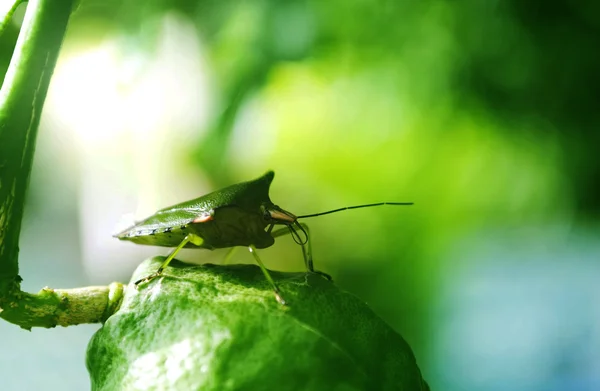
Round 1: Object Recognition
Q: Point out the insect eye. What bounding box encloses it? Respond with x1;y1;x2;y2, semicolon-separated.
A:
261;206;271;221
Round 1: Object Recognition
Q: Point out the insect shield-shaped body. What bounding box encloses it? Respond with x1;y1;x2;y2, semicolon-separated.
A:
116;171;413;305
116;171;289;250
115;171;303;304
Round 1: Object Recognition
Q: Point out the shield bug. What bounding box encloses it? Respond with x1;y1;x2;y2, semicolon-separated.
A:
115;171;413;304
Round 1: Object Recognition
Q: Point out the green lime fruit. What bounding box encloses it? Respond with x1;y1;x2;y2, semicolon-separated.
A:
87;257;429;391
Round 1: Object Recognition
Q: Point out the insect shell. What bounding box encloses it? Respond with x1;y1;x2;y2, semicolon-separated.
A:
114;171;298;251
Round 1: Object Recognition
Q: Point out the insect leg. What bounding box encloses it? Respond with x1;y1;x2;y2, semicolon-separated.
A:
271;223;332;281
221;246;238;265
134;233;204;286
248;245;286;305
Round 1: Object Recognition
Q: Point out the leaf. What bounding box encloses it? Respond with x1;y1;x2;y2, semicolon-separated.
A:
87;257;429;391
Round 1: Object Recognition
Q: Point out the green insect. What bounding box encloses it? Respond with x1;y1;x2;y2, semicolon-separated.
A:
115;171;413;304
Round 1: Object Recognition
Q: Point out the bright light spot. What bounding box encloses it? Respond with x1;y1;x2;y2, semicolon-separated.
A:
50;42;129;143
50;12;212;146
126;330;231;388
147;279;165;302
128;351;162;390
164;339;194;384
127;340;195;388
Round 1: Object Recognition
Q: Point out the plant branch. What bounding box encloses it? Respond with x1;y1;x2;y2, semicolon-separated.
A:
0;0;24;37
0;282;124;330
0;0;75;295
0;0;114;329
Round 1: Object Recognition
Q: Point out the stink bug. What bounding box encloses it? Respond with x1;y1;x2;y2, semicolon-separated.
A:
115;171;413;304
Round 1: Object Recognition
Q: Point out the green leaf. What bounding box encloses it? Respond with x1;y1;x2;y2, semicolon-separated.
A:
87;257;429;391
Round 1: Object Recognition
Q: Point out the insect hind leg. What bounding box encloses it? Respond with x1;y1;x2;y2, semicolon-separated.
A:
221;246;238;265
134;233;204;287
271;223;332;281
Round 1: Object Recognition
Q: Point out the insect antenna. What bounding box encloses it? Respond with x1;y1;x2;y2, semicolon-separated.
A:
296;202;414;219
288;221;308;245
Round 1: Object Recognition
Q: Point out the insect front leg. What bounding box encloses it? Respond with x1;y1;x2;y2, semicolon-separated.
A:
248;245;286;305
134;233;204;287
271;223;332;281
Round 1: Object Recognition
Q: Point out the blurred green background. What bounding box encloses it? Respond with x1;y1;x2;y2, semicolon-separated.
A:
1;0;599;390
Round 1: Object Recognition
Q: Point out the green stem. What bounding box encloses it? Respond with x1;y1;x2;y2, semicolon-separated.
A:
0;0;75;294
0;283;125;330
0;0;118;329
0;0;24;37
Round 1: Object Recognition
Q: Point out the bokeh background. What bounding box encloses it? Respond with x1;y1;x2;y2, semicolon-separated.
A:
1;0;599;390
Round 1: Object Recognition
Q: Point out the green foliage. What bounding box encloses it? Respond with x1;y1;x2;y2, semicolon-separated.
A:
87;257;429;391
